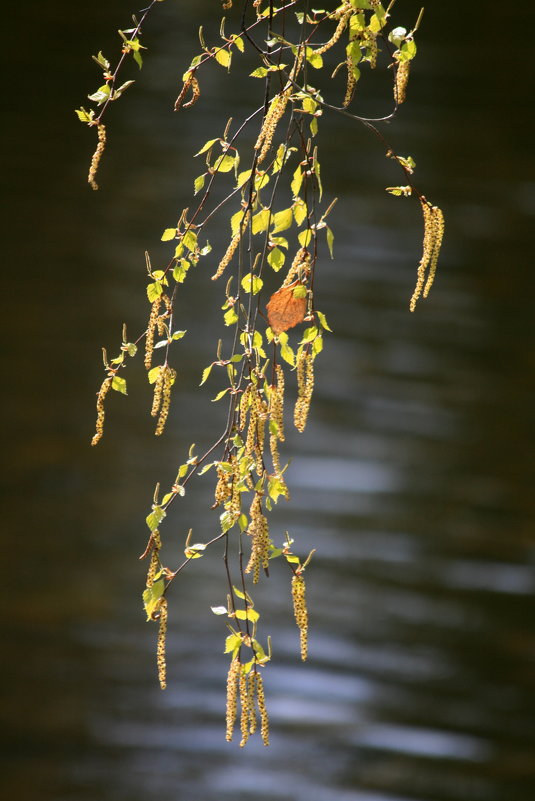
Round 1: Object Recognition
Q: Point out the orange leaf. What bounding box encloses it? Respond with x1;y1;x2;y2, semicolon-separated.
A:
266;281;307;334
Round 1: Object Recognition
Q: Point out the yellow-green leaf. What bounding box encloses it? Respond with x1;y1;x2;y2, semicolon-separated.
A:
111;375;127;394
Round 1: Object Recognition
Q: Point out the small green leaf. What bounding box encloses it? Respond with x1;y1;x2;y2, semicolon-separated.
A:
235;608;260;622
271;207;293;234
233;35;244;53
126;342;137;357
172;330;187;340
146;505;166;532
224;307;238;326
280;341;295;366
194;173;206;195
326;226;335;258
241;273;263;295
214;48;231;68
142;577;165;621
200;364;213;385
147;282;163;302
212;388;230;402
213;154;235;173
111;375;127;394
291;165;303;197
185;542;206;559
148;366;162;384
292;284;307;299
267;247;285;272
195;138;219;156
252;208;270;235
250;66;268;78
161;228;176;241
316;310;332;331
74;107;94;123
298;229;313;247
224;633;242;654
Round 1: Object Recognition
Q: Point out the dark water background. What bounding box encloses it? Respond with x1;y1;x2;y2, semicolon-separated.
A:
2;2;534;800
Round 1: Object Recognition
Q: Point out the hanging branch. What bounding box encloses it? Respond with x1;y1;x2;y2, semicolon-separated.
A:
78;0;444;745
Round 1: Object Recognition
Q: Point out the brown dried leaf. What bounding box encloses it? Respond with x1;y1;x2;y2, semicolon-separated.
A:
266;281;307;334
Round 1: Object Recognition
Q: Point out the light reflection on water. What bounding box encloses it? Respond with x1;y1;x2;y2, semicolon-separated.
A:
3;1;535;800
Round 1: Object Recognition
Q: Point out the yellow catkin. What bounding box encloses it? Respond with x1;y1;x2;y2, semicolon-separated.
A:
365;31;378;69
214;463;232;506
145;297;162;370
212;211;250;280
269;434;281;476
88;123;106;190
343;57;357;108
410;199;444;312
239;671;251;747
248;673;257;735
255;88;292;165
150;366;165;417
254;395;268;476
315;5;353;55
281;248;310;288
269;364;285;441
245;493;270;583
174;73;200;112
394;59;410;104
91;376;113;446
229;456;242;521
423;205;444;298
244;390;258;462
239;383;251;432
254;672;270;746
157;597;168;689
291;573;309;661
225;657;240;741
155;367;176;436
294;350;314;433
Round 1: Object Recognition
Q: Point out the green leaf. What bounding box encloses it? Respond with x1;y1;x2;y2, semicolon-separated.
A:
236;169;252;189
147;282;163;302
271;207;293;234
385;185;412;197
185;542;206;559
267;247;285;272
111;375;127;394
161;227;176;241
172;330;187;340
200;364;213;385
300;326;319;344
126;342;137;357
291;165;303;197
74;107;94;123
235;608;260;622
146;505;166;532
238;513;248;532
213;154;235;173
148;366;162;384
298;229;313;247
194;174;206;195
292;284;307;299
326;226;335;258
224;633;242;654
195;138;219;156
250;66;269;78
224;307;238;326
241;273;263;295
142;577;165;620
306;47;323;69
183;230;198;252
316;310;332;331
212;388;230;402
215;48;231;68
313;335;324;355
252;208;270;235
233;35;244;52
293;199;307;226
87;84;111;104
280;341;295;366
